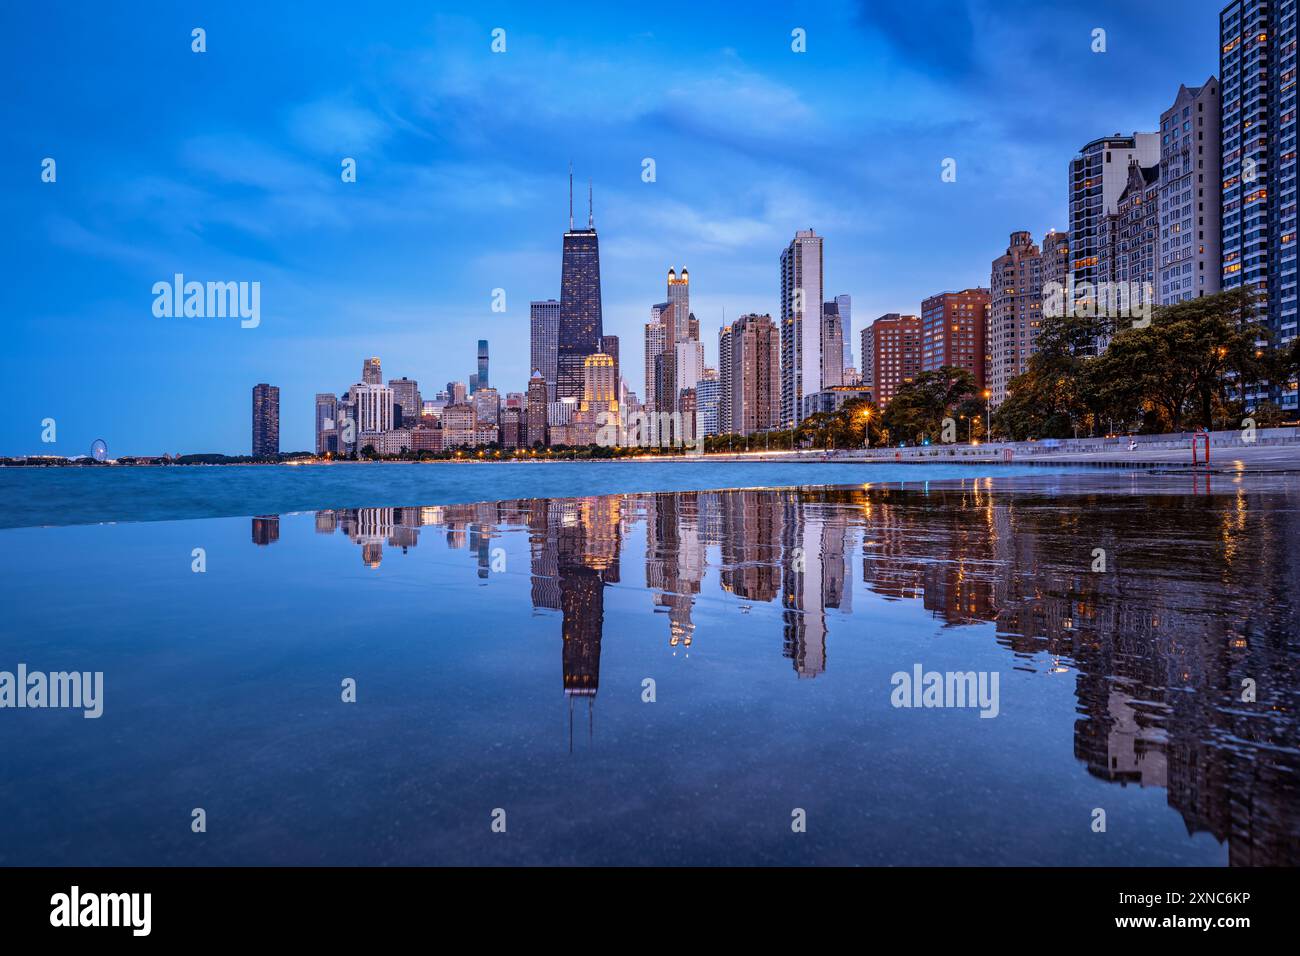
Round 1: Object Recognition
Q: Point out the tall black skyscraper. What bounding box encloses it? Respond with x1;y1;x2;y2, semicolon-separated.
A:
477;339;489;391
252;383;280;458
557;170;603;401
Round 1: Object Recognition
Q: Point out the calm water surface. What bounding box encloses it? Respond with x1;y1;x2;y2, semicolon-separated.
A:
1;470;1296;865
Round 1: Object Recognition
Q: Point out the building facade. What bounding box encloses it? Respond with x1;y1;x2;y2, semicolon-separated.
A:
723;312;780;436
557;177;603;401
526;372;548;448
475;340;489;393
1221;2;1297;411
780;229;825;428
696;369;719;436
530;299;560;403
355;383;394;434
472;386;500;427
643;319;666;413
1069;132;1160;352
870;314;922;408
388;377;420;428
835;294;853;371
1098;159;1160;324
821;300;845;391
252;383;280;458
315;392;337;456
1159;78;1222;304
921;287;990;390
859;325;874;391
988;232;1045;407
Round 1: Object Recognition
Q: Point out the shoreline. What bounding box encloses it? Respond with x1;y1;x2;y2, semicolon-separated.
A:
2;459;1297;533
8;443;1300;474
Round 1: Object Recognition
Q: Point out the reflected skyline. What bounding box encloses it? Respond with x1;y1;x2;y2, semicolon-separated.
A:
294;475;1300;865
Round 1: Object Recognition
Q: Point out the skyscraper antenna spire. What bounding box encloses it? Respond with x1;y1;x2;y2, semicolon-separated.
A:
568;163;574;231
588;178;593;228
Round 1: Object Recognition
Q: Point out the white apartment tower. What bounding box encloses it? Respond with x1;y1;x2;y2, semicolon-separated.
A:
780;229;825;427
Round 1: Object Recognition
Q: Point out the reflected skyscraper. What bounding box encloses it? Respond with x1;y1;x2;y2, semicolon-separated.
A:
303;480;1300;862
251;515;279;546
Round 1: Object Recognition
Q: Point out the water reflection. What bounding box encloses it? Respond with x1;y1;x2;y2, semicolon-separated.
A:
257;475;1298;864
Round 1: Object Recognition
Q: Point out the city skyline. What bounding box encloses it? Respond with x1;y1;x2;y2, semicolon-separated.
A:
5;2;1225;454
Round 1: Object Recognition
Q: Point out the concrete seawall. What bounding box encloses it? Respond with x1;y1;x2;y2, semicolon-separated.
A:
702;427;1300;472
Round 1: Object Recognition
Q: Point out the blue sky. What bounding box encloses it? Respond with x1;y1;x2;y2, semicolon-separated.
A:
2;1;1223;455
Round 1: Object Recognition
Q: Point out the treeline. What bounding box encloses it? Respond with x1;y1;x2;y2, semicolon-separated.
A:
994;288;1298;439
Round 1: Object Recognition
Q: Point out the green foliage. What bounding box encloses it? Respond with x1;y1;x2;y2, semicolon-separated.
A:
880;367;977;445
993;288;1283;438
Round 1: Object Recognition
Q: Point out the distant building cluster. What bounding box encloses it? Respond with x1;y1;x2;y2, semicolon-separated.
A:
249;8;1297;455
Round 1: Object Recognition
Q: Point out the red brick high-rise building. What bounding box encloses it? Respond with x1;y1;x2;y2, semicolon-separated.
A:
870;314;922;407
920;288;990;390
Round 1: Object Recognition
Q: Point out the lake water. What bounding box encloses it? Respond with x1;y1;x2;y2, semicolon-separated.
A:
1;465;1296;865
0;459;1069;529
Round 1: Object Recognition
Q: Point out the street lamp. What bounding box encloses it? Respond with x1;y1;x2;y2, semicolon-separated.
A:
982;389;991;442
862;408;872;448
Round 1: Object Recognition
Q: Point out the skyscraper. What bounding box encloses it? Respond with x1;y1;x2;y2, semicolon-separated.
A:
530;299;560;403
722;313;780;436
859;325;874;391
651;268;693;413
1041;229;1070;300
921;288;990;389
252;383;280;458
780;229;825;427
674;338;704;404
870;314;921;408
388;377;420;428
362;357;382;386
600;334;619;392
643;318;666;413
580;353;617;408
835;294;853;371
717;322;734;431
1220;2;1296;412
667;268;690;342
574;352;617;445
355;383;394;434
821;299;845;391
696;369;720;436
1159;78;1221;305
526;372;548;448
476;340;489;392
1098;158;1160;305
988;232;1046;407
315;392;337;456
1069;132;1159;353
472;386;500;428
557;173;603;401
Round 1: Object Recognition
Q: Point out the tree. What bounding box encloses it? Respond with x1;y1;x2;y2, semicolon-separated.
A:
881;367;977;444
